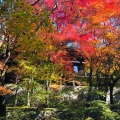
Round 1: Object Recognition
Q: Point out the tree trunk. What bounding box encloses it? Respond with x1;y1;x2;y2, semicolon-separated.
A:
27;78;32;108
109;76;120;104
0;77;6;116
96;70;101;90
89;66;93;91
14;81;19;106
0;95;6;116
27;90;30;108
0;43;11;116
104;74;108;94
46;81;50;107
110;84;114;104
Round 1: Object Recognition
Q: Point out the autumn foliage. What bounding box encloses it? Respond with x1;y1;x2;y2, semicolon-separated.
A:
0;83;13;96
0;1;120;117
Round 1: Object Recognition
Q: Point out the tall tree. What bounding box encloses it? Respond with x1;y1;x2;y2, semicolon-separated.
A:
0;0;44;116
31;0;120;97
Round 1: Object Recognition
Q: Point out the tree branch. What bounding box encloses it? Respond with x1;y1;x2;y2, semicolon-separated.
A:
31;0;41;6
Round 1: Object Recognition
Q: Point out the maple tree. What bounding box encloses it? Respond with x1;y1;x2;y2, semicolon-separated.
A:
81;1;120;103
3;0;74;109
30;0;120;91
0;0;54;116
35;0;120;101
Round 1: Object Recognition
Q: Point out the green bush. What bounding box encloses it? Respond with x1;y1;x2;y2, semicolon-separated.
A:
84;100;119;120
